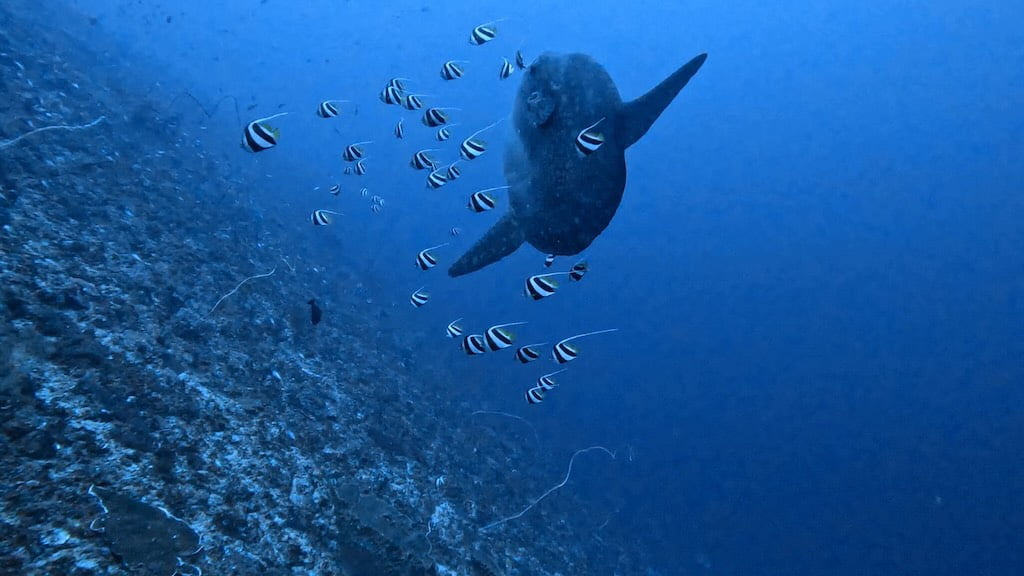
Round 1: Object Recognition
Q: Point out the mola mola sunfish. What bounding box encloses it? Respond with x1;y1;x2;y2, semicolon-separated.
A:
448;51;707;277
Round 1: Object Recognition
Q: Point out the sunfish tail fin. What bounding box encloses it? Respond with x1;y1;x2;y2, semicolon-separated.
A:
448;213;525;277
618;52;707;148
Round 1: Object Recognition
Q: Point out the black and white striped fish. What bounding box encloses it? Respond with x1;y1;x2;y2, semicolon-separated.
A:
354;159;367;175
242;113;287;152
371;203;383;214
525;386;545;405
329;184;341;196
371;195;384;206
543;254;555;267
524;273;562;300
459;119;502;161
380;85;403;105
316;100;348;118
310;209;341;226
575;117;606;156
342;140;372;162
402;94;429;111
415;243;449;270
552;329;619;364
449;227;462;237
435;125;456;142
441;60;467;81
515;343;547;364
426;167;449;189
461;334;487;356
499;57;514;80
360;187;369;198
445;162;462;181
536;369;566;390
411;149;439;171
515;49;526;69
446;318;464;338
394;119;404;139
469;20;503;45
410;287;430;308
569;260;588;281
485;321;526;351
468;186;507;212
422;107;457;127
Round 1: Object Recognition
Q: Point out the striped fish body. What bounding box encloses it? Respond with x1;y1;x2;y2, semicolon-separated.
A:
499;57;514;80
459;138;487;160
569;260;588;281
441;60;465;80
427;169;448;189
470;24;498;45
446;163;462;181
380;85;403;105
354;160;367;175
311;210;333;226
416;249;438;270
525;387;545;404
515;345;542;363
468;191;496;212
411;150;438;171
329;184;341;196
242;121;279;152
394;120;404;139
436;126;452;141
446;319;464;338
462;334;487;355
410;289;430;307
483;327;516;350
422;108;450;127
543;254;555;267
317;101;339;118
525;274;558;300
552;341;578;363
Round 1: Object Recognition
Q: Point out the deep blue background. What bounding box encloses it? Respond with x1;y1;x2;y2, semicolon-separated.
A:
63;0;1024;573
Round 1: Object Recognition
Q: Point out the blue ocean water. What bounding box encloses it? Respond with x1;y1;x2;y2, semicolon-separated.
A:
4;0;1022;574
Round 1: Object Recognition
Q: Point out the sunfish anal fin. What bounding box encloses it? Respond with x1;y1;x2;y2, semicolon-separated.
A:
448;213;525;277
618;52;707;149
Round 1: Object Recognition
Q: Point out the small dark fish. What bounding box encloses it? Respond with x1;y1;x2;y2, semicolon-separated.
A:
435;125;457;141
394;118;405;139
515;49;526;69
569;259;588;281
329;184;341;196
308;299;322;325
543;254;555;267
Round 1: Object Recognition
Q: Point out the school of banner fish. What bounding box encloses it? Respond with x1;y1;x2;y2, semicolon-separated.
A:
242;19;618;405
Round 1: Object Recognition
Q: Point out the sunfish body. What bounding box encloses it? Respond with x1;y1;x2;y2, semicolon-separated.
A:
448;51;707;277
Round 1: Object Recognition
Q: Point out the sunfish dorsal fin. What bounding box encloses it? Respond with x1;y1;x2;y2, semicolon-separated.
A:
617;53;707;149
448;213;525;277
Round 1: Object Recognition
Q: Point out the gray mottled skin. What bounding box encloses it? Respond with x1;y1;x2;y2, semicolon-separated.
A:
448;51;707;277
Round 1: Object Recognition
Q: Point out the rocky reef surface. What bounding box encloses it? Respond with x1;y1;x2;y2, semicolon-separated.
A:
0;2;644;575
